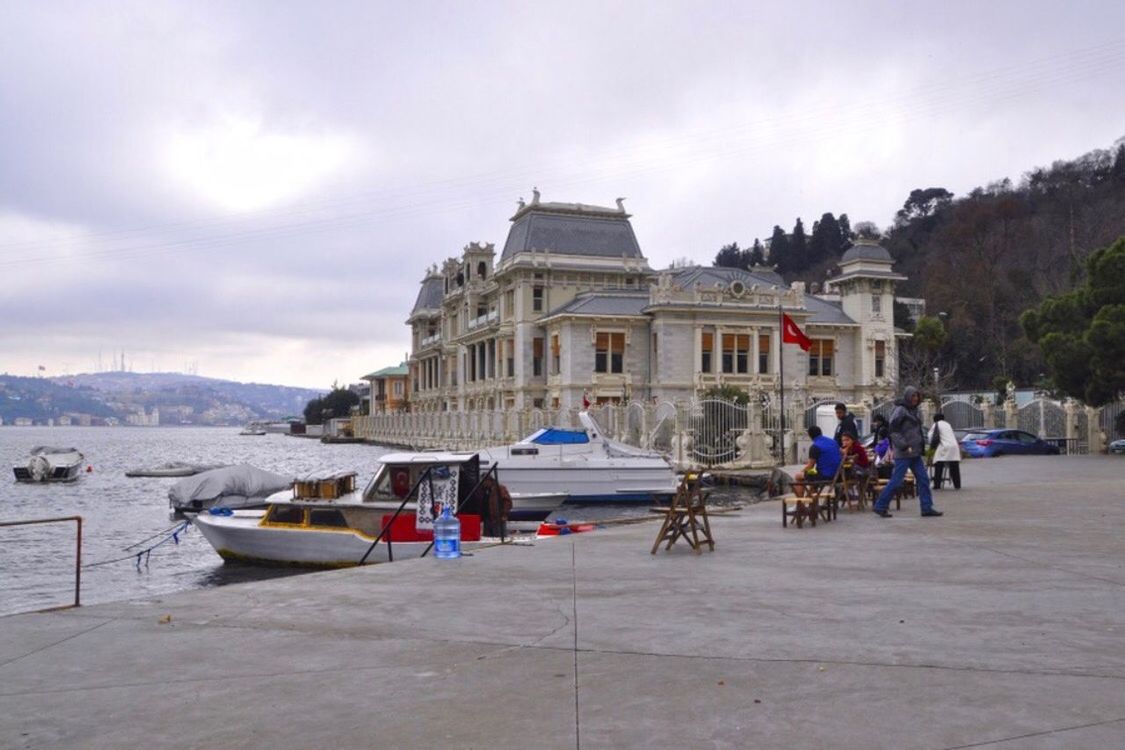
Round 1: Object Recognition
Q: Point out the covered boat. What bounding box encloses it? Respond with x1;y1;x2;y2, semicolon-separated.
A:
125;461;227;478
168;464;293;512
13;446;85;483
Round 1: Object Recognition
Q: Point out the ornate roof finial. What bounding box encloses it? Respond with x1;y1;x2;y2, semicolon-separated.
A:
531;187;540;205
616;197;626;212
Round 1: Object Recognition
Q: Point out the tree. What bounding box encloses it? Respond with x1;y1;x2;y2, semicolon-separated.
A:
893;300;915;332
714;242;744;269
1022;236;1125;405
895;187;954;224
767;225;790;274
898;315;956;397
303;385;360;424
748;238;766;267
853;220;882;240
808;212;844;264
790;218;808;270
838;213;852;242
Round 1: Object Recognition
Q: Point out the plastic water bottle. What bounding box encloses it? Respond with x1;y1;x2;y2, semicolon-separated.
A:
433;505;461;559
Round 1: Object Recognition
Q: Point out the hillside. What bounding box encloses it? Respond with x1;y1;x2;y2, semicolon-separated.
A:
0;372;324;426
717;137;1125;391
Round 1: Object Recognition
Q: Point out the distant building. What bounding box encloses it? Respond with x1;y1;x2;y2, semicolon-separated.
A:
362;363;410;413
897;296;927;324
125;408;160;427
402;194;906;412
14;417;32;426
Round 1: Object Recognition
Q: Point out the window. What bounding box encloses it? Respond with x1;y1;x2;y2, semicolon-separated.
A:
720;334;750;374
309;509;349;528
476;304;487;318
808;339;834;377
533;398;544;408
701;331;713;372
872;294;882;314
532;286;544;312
550;334;560;375
595;332;625;374
533;337;544;377
394;381;403;397
506;338;515;378
758;333;770;374
505;290;514;319
269;505;305;525
477;261;487;279
875;340;886;378
451;313;458;335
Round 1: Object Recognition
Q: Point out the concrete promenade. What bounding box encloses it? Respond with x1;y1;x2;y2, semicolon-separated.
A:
2;456;1124;749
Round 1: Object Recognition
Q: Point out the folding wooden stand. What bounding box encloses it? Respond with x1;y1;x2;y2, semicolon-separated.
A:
651;474;715;554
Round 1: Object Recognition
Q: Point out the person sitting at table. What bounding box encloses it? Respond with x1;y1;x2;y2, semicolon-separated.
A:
841;432;871;480
793;426;841;497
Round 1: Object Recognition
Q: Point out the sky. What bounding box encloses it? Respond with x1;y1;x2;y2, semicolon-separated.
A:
2;1;1124;390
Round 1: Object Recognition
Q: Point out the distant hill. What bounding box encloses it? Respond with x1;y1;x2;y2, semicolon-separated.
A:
0;371;325;426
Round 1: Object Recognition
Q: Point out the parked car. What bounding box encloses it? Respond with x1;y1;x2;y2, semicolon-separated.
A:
960;429;1061;458
1109;439;1125;455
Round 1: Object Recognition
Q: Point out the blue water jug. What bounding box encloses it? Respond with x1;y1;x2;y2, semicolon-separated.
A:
433;505;461;559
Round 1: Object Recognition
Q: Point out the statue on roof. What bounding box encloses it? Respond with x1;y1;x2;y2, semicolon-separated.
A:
616;197;627;212
531;187;540;205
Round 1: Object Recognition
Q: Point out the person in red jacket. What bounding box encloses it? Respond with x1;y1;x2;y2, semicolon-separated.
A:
840;432;870;480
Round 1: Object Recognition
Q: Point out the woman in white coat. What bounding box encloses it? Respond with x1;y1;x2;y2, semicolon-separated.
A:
928;413;961;489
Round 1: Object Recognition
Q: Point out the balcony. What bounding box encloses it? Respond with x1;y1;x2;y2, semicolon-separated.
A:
419;333;442;349
466;310;499;331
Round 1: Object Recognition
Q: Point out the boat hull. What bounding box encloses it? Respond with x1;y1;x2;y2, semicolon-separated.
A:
191;511;491;567
479;453;676;503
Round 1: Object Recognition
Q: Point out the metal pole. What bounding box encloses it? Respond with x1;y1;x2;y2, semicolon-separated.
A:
75;516;82;607
778;305;785;464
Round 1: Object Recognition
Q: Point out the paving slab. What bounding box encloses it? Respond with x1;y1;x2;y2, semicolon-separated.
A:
1;455;1123;749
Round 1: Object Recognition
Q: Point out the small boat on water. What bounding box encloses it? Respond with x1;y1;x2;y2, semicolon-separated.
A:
239;426;267;436
126;461;228;478
13;446;85;483
191;458;505;567
168;464;293;512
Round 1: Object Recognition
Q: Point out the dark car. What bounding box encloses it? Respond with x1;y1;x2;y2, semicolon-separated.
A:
960;429;1061;458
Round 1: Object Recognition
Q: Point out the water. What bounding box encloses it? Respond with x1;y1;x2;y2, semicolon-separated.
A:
0;427;388;616
0;427;755;615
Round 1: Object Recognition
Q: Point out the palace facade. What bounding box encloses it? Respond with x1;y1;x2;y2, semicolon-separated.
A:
406;193;903;412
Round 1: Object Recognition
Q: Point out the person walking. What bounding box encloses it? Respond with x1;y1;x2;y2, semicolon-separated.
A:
873;386;943;518
833;402;859;446
928;413;962;489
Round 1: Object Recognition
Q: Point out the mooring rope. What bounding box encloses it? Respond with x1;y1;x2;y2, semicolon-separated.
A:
82;520;192;569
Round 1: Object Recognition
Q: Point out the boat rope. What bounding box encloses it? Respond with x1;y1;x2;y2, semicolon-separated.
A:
82;521;192;570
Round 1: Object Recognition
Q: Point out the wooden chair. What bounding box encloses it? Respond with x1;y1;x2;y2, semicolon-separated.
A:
839;459;870;512
651;473;715;554
781;464;841;527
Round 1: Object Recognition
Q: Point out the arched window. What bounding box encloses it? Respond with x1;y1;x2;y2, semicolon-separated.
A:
477;261;487;279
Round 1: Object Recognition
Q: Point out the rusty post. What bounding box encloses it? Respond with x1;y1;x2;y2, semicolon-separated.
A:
0;515;84;610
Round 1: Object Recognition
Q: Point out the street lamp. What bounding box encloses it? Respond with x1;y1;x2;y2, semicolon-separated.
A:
933;366;941;405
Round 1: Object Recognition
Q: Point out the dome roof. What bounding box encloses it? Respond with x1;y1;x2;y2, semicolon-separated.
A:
840;241;892;264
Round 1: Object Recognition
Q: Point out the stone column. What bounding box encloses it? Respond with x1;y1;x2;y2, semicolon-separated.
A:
1004;399;1019;430
1087;405;1104;454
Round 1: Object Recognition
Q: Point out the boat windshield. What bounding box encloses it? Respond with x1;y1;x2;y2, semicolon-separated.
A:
366;461;457;501
526;428;590;445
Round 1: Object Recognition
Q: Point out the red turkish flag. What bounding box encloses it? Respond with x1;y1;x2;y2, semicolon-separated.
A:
782;313;812;352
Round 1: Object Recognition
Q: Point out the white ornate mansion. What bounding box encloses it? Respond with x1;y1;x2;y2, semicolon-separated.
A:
404;193;903;413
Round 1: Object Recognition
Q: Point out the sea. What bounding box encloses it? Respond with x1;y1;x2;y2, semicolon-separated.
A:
0;426;751;616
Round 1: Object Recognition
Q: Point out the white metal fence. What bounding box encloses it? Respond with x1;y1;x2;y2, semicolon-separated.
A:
352;396;1124;468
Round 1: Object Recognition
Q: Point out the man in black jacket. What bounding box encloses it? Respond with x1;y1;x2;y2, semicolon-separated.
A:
833;402;859;446
872;386;943;518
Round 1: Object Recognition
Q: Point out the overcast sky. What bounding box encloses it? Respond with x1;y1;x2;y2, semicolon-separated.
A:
2;1;1123;389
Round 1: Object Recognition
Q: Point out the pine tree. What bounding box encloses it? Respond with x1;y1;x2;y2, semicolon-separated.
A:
838;213;852;241
748;238;766;267
790;218;808;270
768;226;790;274
713;242;743;269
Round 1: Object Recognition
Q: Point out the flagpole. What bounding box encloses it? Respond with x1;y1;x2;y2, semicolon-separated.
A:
777;304;784;464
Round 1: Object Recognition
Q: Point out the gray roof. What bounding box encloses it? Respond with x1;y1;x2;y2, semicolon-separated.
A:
541;292;649;319
804;295;857;325
500;205;644;262
410;275;444;316
840;241;893;264
665;265;784;290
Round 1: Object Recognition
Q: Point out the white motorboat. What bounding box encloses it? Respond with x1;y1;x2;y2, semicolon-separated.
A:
125;461;227;478
13;446;85;483
378;412;677;504
238;426;267;436
191;462;501;567
168;464;293;512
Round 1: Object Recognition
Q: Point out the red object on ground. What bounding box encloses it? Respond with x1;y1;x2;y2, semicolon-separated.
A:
86;465;93;472
536;522;597;537
381;514;481;542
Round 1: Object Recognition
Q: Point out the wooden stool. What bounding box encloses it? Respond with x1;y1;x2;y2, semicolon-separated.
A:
651;474;715;554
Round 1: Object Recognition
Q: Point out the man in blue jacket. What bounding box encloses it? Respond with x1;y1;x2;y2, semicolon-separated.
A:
793;426;842;497
873;385;943;518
